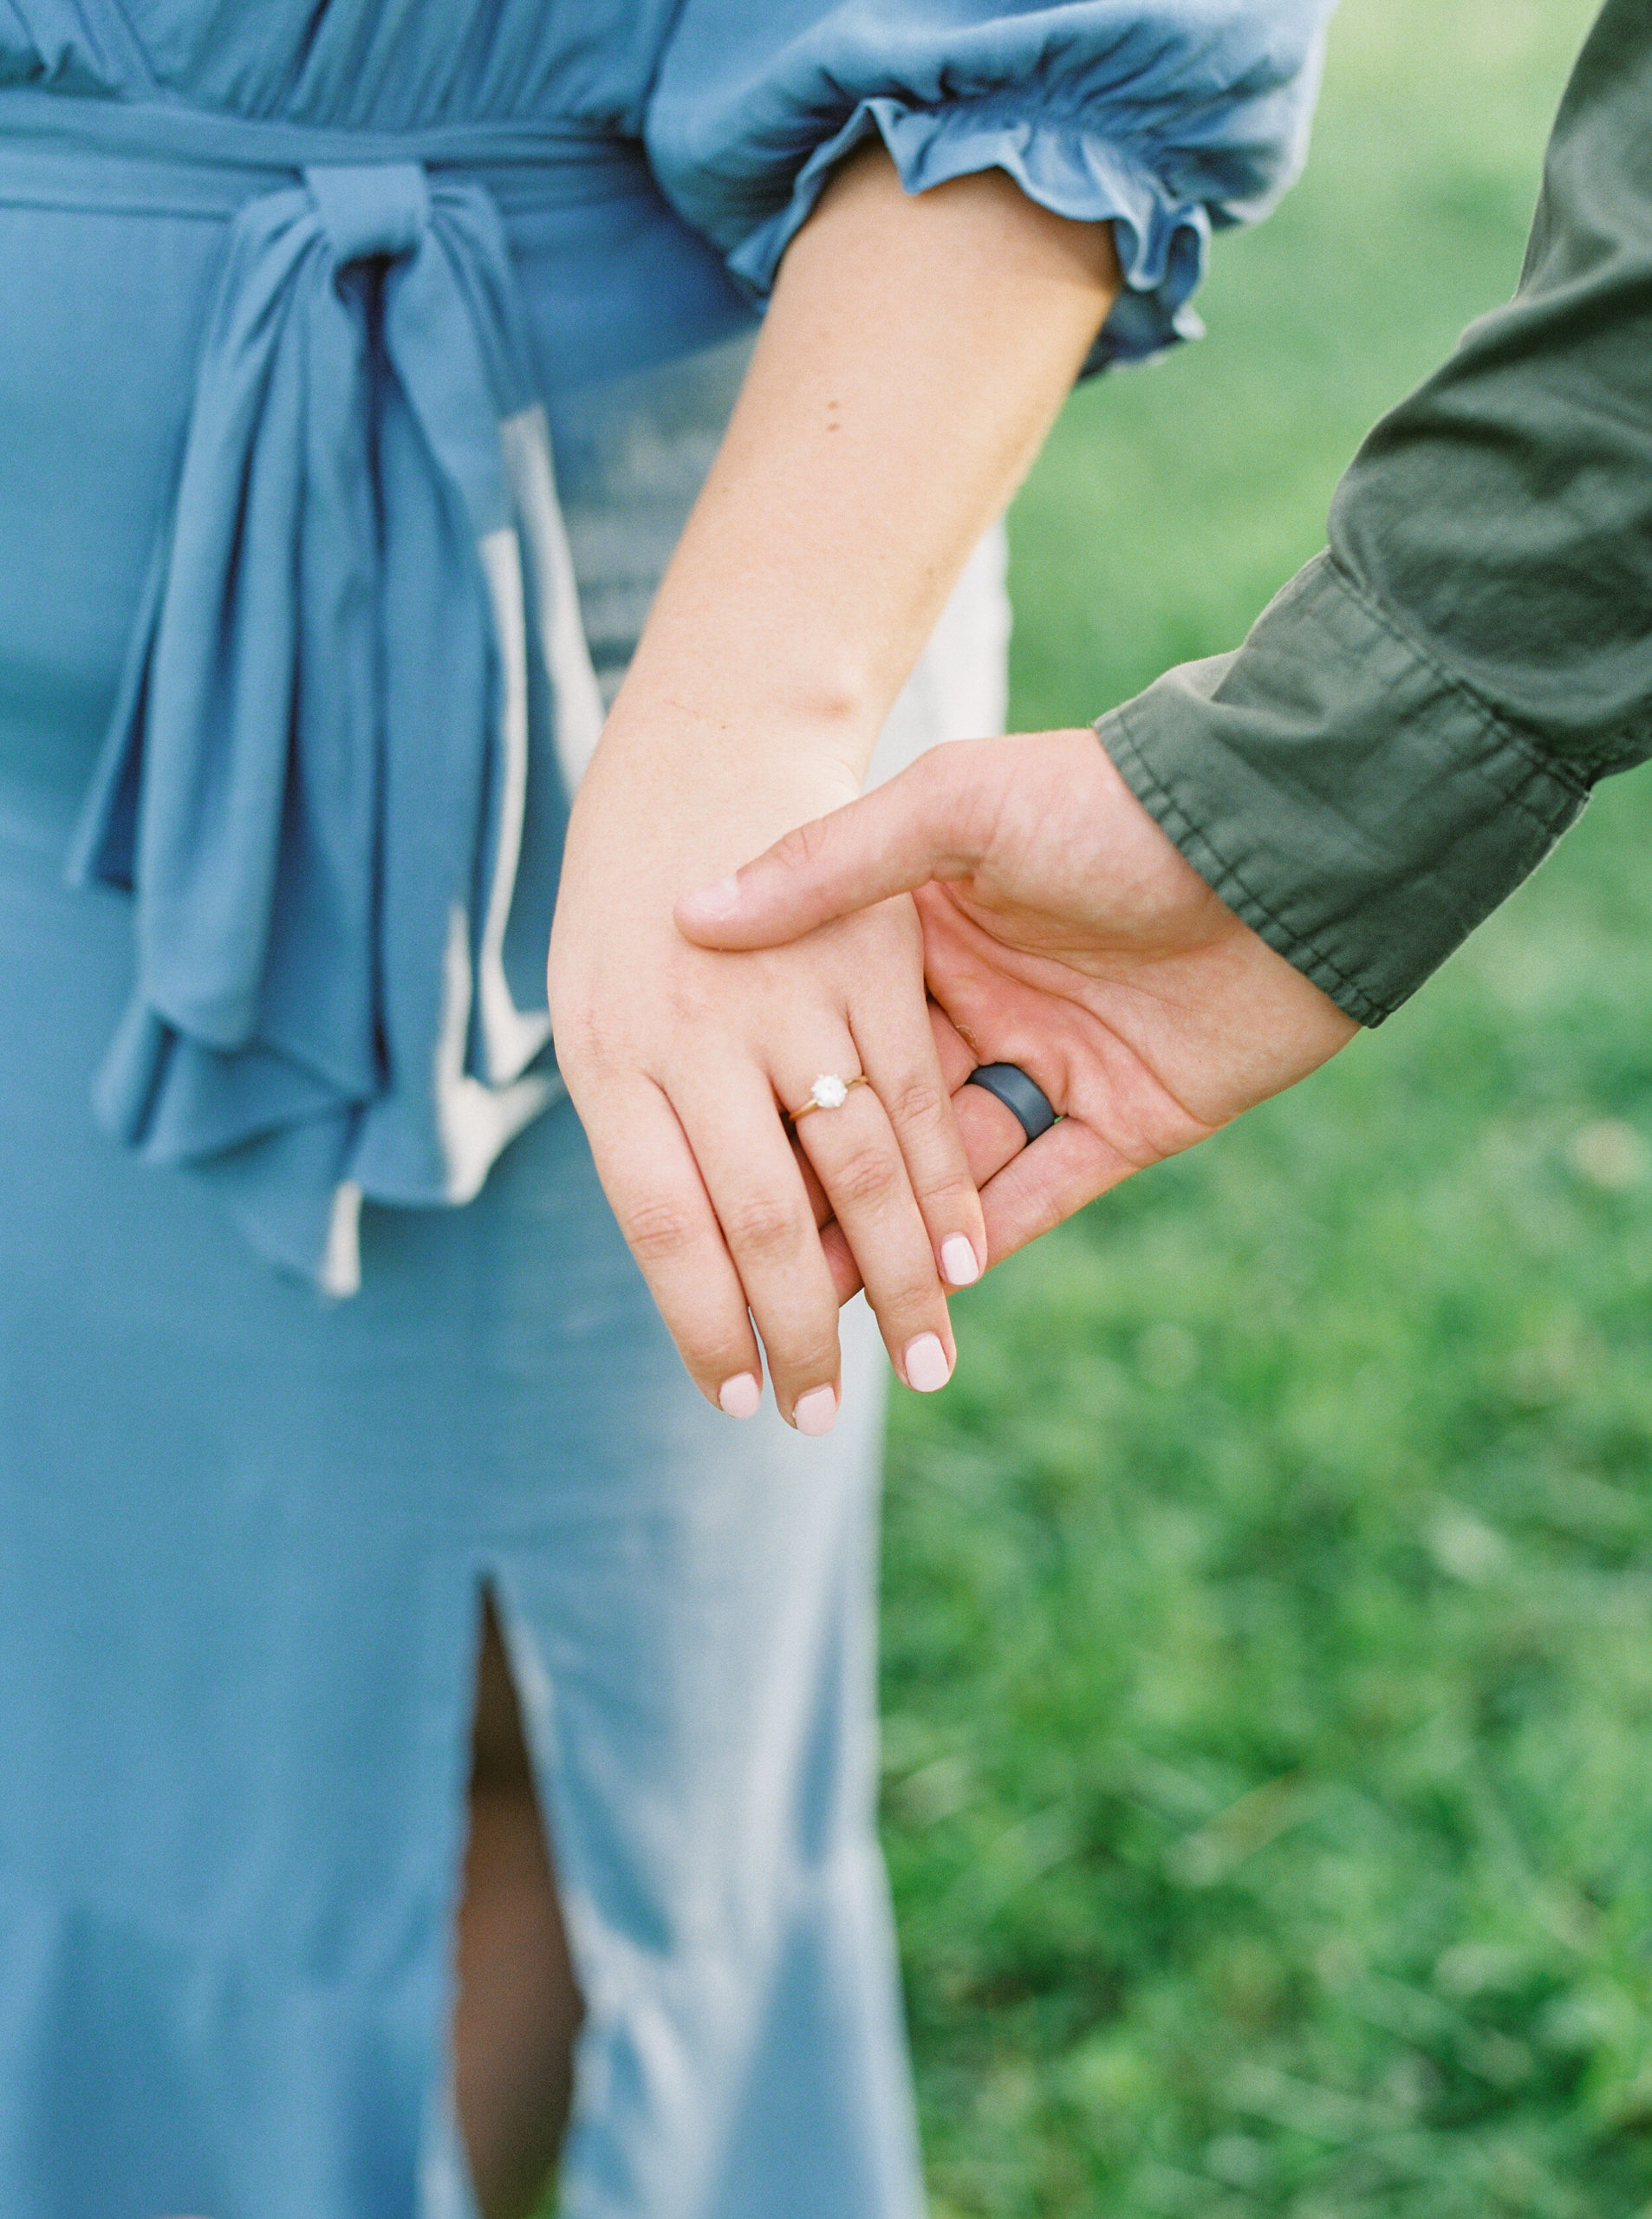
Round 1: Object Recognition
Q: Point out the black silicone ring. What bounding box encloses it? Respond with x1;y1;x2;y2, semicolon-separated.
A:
964;1062;1058;1143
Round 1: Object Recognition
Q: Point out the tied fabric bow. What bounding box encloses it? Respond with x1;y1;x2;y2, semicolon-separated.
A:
70;161;604;1294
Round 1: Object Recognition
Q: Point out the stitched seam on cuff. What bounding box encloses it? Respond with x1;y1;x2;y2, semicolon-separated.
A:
1099;710;1389;1026
1098;559;1592;1028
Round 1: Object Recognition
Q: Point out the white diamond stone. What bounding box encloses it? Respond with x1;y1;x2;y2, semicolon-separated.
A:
810;1074;849;1110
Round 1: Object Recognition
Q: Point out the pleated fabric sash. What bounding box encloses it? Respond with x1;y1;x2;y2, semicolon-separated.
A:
55;129;609;1293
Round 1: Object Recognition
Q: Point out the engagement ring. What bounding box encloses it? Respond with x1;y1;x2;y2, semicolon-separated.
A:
788;1073;871;1122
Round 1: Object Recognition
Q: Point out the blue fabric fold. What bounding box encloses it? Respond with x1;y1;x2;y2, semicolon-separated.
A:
68;157;605;1291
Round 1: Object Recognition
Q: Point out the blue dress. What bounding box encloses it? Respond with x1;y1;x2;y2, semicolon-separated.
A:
0;3;1330;2212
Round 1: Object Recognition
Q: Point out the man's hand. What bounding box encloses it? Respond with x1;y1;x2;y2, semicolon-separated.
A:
677;729;1358;1267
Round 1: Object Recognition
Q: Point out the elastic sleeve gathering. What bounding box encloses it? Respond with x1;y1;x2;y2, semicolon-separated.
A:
645;1;1333;368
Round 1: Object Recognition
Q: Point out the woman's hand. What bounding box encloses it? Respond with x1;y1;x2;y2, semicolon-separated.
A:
676;728;1359;1264
548;719;985;1432
546;146;1119;1419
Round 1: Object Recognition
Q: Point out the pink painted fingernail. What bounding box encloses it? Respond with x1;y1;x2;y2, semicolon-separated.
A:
903;1333;953;1393
719;1373;762;1420
682;875;741;923
940;1235;980;1287
794;1385;838;1436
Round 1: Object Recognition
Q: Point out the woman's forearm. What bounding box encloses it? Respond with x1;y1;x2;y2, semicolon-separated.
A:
548;152;1119;1426
602;145;1122;785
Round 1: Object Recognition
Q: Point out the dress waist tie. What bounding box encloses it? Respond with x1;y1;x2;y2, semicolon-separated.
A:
60;142;608;1293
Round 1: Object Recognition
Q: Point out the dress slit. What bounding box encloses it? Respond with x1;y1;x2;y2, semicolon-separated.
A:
450;1579;582;2219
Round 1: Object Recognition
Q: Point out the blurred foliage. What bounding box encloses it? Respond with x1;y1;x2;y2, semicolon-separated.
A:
881;2;1652;2213
1008;0;1602;727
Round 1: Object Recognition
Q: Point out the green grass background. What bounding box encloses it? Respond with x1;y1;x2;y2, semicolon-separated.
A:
881;3;1652;2213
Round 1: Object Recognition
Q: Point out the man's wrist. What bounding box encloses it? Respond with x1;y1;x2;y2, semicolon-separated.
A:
1099;552;1589;1026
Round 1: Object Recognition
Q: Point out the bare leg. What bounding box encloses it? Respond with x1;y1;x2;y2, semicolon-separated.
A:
453;1592;583;2219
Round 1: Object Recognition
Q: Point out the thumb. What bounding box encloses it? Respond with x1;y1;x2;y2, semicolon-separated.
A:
675;745;976;949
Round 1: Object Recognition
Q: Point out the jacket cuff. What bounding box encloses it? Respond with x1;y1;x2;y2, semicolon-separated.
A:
1098;550;1590;1025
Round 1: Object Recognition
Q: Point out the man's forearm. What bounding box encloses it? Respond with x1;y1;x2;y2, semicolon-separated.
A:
1105;0;1652;1027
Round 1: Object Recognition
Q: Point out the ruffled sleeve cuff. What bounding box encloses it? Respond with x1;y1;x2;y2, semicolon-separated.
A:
648;3;1332;372
725;94;1213;369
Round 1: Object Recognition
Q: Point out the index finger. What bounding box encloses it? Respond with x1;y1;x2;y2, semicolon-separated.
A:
674;744;980;948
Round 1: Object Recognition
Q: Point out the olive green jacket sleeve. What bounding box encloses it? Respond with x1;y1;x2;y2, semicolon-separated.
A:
1098;0;1652;1025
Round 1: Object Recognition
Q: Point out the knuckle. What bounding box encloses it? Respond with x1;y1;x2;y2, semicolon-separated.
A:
618;1195;698;1267
875;1257;940;1310
885;1075;946;1130
774;1326;840;1383
770;817;831;879
919;1168;979;1221
830;1142;902;1213
681;1326;750;1380
663;972;712;1033
723;1192;806;1262
550;999;608;1072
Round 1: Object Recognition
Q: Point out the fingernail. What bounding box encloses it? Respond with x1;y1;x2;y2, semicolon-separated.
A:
682;875;741;923
794;1384;838;1436
940;1235;980;1288
719;1372;761;1420
903;1332;953;1393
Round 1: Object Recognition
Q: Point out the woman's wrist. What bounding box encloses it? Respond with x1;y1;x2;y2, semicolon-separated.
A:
570;694;875;898
595;666;881;793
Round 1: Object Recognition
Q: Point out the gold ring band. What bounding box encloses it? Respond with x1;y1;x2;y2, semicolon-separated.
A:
788;1073;871;1122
